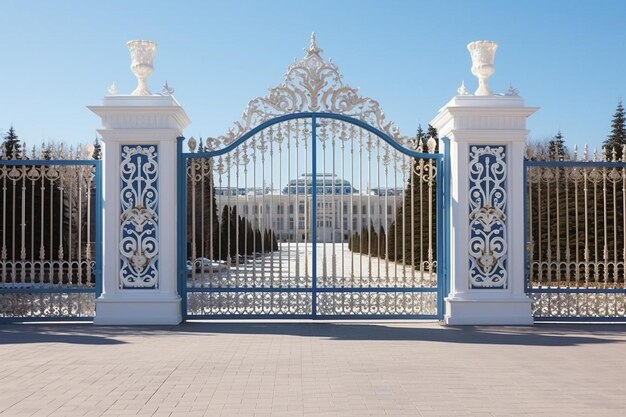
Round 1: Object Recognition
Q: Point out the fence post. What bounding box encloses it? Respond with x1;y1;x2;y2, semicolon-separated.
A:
88;40;190;325
430;41;538;325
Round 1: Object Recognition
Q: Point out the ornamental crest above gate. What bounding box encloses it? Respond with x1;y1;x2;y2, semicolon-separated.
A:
211;33;409;150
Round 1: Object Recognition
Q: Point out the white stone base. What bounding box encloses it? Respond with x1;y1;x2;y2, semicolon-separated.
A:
94;294;182;325
444;294;533;325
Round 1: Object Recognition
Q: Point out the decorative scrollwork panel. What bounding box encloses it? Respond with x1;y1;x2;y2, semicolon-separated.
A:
119;145;159;289
468;145;507;288
187;291;312;316
316;291;437;316
210;34;412;151
0;292;95;318
531;293;626;318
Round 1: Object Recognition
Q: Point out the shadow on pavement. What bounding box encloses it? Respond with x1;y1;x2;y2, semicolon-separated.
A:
178;322;626;346
1;321;626;347
0;324;127;345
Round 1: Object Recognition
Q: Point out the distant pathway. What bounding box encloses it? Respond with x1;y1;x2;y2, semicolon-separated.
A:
189;242;436;289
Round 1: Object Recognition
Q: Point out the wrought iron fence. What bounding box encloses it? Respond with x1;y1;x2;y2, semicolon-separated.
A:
0;144;102;320
525;145;626;320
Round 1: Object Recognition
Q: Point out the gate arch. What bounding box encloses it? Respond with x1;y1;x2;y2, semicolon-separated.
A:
177;35;447;319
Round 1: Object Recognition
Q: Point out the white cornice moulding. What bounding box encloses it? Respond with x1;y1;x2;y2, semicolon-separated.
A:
430;95;538;141
101;94;183;107
88;94;191;133
96;129;184;142
444;129;531;143
438;95;526;109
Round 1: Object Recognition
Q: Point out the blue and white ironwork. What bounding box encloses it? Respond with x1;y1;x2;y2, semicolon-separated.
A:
208;33;412;151
525;144;626;320
180;114;443;318
119;145;159;289
0;143;102;320
468;145;507;288
178;35;447;319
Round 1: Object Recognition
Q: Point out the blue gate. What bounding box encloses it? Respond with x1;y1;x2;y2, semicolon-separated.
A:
0;155;102;321
178;113;447;319
524;148;626;321
177;35;448;319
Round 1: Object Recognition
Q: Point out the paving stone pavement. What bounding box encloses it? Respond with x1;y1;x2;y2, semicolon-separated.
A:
1;322;626;417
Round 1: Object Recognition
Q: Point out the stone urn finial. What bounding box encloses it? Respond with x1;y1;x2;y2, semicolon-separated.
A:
127;40;157;96
467;40;498;96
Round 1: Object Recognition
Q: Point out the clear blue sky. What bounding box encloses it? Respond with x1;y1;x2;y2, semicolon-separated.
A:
1;0;625;153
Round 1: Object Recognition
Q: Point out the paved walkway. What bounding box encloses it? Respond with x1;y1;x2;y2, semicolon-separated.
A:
1;322;626;417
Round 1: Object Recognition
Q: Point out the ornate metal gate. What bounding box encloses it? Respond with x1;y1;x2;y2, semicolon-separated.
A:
0;148;102;321
177;35;447;319
525;145;626;320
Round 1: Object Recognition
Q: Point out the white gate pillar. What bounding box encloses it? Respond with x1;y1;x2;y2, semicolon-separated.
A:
88;40;190;325
431;41;538;325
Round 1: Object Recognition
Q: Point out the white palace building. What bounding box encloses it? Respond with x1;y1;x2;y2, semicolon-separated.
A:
215;173;404;242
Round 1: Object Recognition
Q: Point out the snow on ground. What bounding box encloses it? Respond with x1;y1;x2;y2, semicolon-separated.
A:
187;242;437;288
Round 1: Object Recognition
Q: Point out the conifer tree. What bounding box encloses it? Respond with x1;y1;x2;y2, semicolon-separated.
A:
218;205;230;260
92;137;102;160
370;125;439;264
547;131;568;160
415;125;426;150
382;125;438;266
254;229;262;253
41;143;53;160
378;225;386;259
187;158;220;260
604;100;626;159
369;222;379;257
2;126;21;159
360;226;369;255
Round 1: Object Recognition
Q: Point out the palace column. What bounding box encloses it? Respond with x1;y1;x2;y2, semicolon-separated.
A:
89;40;190;324
430;41;538;325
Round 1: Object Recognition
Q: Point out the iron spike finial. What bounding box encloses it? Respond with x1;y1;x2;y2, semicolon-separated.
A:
526;145;534;160
426;137;437;153
306;32;322;55
188;136;197;152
